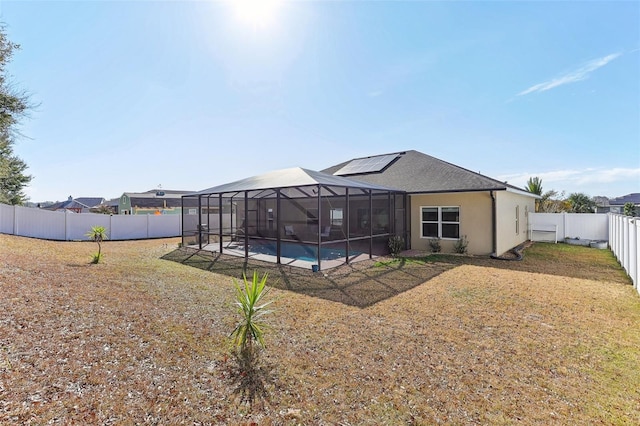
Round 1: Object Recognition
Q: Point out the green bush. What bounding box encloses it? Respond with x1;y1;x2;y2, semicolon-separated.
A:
388;235;405;257
454;235;469;254
231;271;274;351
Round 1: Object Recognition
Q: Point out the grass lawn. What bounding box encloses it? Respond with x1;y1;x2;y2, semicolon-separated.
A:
1;234;639;424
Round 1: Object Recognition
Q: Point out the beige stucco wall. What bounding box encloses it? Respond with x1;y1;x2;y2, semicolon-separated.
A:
409;192;493;255
494;190;536;256
409;190;536;256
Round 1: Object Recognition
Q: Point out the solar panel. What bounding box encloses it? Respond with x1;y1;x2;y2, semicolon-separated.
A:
333;153;399;176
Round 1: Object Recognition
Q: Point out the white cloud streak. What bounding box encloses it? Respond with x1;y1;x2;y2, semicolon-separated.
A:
498;167;640;194
518;53;622;96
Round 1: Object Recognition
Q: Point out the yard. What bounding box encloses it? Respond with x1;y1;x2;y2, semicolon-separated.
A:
1;233;639;424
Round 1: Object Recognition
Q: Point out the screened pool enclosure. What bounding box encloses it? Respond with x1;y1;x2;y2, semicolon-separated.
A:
181;167;407;271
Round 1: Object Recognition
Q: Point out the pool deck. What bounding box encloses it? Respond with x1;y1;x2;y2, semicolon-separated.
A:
187;241;374;271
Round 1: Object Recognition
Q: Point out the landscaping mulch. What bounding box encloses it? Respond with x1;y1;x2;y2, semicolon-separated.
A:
1;234;639;425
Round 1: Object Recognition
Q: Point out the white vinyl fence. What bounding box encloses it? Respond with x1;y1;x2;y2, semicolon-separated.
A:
0;203;181;241
528;212;638;292
609;214;639;291
528;212;609;242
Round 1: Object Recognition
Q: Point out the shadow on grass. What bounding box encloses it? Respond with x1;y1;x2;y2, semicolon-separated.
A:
221;346;276;410
161;248;455;308
161;243;632;307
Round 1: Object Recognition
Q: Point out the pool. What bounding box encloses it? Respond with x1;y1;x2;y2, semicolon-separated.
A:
249;241;359;262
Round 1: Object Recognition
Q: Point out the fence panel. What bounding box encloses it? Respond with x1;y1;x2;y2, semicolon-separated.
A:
15;206;66;240
0;203;181;241
528;213;608;242
66;211;111;241
111;215;151;240
564;213;608;241
0;203;15;234
609;214;639;291
148;214;182;238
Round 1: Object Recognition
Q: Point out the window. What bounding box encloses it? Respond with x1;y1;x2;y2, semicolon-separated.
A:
421;206;460;239
330;208;343;226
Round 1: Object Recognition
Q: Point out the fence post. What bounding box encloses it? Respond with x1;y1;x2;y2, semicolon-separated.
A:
632;219;639;291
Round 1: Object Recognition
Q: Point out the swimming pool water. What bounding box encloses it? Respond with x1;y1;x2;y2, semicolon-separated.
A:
250;241;358;262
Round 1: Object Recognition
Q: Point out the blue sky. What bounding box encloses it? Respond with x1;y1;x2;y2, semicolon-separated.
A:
2;0;638;202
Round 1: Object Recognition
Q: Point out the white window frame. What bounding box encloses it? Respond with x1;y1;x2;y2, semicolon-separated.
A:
420;206;460;240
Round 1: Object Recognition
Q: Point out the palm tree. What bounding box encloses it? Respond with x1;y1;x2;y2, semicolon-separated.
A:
525;177;543;195
85;225;108;263
623;202;637;217
567;193;596;213
231;271;273;351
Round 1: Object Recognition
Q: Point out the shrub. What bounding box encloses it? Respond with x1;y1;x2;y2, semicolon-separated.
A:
428;238;442;253
454;235;469;254
388;235;405;257
231;271;274;351
623;202;637;217
228;271;275;407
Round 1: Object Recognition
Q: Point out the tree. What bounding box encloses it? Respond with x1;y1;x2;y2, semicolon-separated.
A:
525;176;543;195
0;25;32;205
85;225;108;264
525;176;566;212
567;192;596;213
623;202;637;217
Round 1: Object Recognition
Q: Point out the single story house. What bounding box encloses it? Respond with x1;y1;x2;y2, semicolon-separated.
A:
607;193;640;214
182;149;538;269
322;150;538;256
118;189;194;215
44;196;106;213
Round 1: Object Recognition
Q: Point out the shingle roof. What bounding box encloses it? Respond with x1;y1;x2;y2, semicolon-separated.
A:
48;198;89;210
322;150;535;195
75;197;105;208
609;193;640;206
192;167;401;195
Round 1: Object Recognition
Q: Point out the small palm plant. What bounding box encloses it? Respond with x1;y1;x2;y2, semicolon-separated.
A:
231;271;274;351
227;271;275;406
86;225;108;264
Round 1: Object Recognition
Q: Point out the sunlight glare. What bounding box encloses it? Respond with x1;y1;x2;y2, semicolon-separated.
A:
229;0;284;31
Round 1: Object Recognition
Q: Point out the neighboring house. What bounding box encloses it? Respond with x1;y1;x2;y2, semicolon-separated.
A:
118;189;194;215
322;150;538;256
100;198;121;214
75;197;106;211
593;196;611;213
608;193;640;214
44;196;105;213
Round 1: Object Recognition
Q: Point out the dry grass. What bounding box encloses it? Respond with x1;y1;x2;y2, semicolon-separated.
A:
1;234;639;424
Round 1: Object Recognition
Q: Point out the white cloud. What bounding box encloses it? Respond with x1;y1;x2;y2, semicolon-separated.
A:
518;53;622;96
498;167;640;195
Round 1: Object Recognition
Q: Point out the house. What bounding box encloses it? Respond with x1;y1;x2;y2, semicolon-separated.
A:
607;193;640;215
44;196;106;213
182;150;538;270
322;150;538;256
118;189;194;215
